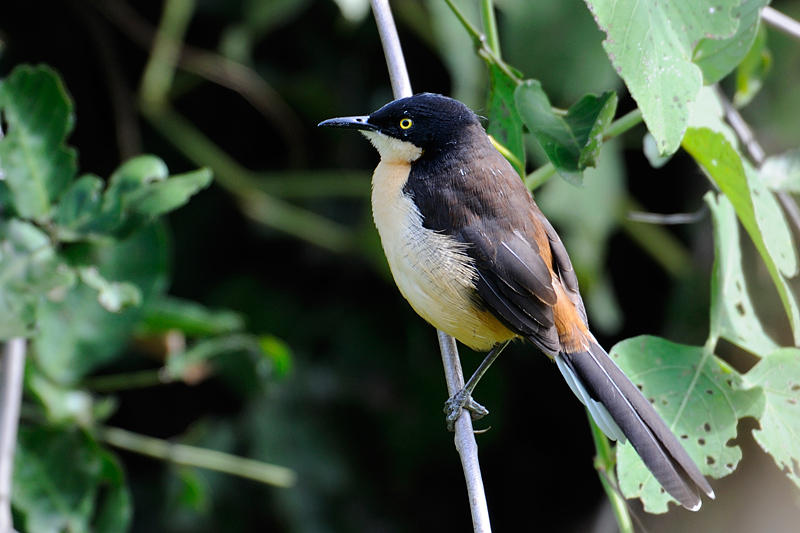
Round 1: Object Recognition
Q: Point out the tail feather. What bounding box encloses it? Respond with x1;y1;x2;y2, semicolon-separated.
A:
557;341;714;511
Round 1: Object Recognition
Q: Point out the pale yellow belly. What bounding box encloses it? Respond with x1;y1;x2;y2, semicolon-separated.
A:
370;160;516;351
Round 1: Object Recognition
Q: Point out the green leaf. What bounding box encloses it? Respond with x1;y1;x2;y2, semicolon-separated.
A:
93;448;133;533
0;64;77;219
760;148;800;194
682;127;800;344
53;158;212;240
51;175;108;239
33;224;169;384
78;266;142;312
515;80;617;185
26;365;96;426
707;193;778;356
12;426;131;533
139;296;245;337
612;335;762;513
164;334;261;382
693;0;768;85
743;349;800;491
0;219;75;338
734;23;771;107
123;167;212;227
259;334;293;379
487;63;525;176
586;0;740;155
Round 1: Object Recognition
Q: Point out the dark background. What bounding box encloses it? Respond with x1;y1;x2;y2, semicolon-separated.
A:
3;0;800;531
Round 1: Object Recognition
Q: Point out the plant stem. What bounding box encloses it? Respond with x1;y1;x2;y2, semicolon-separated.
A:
620;197;693;278
603;108;643;141
97;426;296;488
369;1;491;531
480;0;501;57
587;413;633;533
142;105;355;252
762;6;800;40
139;0;195;107
83;369;167;392
0;338;26;533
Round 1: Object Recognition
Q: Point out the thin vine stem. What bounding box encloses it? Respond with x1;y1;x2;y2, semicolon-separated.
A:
369;1;491;531
0;338;26;533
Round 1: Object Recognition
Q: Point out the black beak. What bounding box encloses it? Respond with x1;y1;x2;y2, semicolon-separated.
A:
317;115;377;131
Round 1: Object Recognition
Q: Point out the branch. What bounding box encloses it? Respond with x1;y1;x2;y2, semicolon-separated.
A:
97;426;296;488
0;339;26;533
368;1;491;531
762;6;800;41
715;86;800;236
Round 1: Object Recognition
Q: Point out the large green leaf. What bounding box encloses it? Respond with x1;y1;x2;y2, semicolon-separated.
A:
486;63;525;177
53;157;211;241
612;335;762;513
139;296;245;337
707;193;778;356
515;80;617;185
0;219;75;338
12;426;131;533
33;224;169;384
743;349;800;491
693;0;768;85
585;0;740;155
0;65;76;219
682;127;800;344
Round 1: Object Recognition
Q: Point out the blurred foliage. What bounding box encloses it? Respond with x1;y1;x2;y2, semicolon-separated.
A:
1;0;800;532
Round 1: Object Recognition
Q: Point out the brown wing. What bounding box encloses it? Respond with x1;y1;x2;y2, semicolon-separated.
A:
405;127;585;355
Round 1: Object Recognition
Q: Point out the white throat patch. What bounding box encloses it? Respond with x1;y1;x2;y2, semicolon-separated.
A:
362;131;423;163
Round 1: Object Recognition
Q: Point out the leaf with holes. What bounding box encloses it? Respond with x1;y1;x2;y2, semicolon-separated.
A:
743;348;800;490
683;127;800;344
515;80;617;185
487;62;525;177
707;193;778;356
612;335;762;513
585;0;741;155
0;65;77;219
693;0;768;85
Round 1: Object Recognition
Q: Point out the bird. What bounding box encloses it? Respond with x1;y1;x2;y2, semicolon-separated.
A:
318;92;714;510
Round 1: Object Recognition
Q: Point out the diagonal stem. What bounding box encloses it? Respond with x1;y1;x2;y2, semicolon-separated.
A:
368;1;491;531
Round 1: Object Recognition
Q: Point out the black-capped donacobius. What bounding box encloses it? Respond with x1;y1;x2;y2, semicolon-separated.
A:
319;93;714;510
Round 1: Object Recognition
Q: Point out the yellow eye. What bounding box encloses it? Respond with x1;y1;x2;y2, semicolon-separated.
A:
399;118;413;130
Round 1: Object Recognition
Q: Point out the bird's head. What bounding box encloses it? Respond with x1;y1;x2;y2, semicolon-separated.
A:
318;93;482;162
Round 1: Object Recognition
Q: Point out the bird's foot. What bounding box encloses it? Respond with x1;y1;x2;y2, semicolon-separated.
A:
444;389;489;431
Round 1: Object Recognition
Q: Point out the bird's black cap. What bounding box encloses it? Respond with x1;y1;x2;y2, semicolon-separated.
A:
319;93;481;150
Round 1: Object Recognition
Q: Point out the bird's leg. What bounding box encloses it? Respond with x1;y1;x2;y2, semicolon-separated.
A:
444;340;512;431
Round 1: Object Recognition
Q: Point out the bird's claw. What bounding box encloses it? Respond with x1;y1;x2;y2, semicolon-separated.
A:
444;389;489;431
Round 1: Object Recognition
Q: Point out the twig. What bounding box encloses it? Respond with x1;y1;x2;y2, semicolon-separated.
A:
368;1;491;531
587;412;634;533
97;426;296;488
715;85;800;235
626;205;707;225
94;0;305;164
0;339;26;533
762;6;800;40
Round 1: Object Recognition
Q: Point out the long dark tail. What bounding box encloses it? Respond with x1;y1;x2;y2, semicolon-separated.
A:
556;340;714;510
